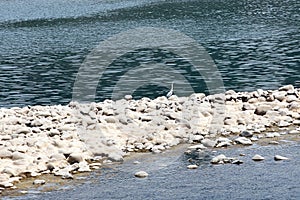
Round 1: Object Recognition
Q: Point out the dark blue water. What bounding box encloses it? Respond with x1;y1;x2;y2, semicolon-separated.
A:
0;0;299;107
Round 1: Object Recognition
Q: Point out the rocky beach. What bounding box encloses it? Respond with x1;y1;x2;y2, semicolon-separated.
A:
0;85;300;195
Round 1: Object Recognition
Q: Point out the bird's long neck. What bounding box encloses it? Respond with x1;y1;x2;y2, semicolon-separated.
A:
171;82;174;90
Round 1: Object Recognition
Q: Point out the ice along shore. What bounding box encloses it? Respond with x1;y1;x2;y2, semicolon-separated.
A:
0;85;300;192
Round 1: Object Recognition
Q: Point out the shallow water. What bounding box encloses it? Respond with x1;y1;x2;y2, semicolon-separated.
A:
1;0;299;107
6;141;300;200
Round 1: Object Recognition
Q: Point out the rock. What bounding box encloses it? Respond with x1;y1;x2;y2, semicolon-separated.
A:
15;145;28;153
242;103;256;110
189;135;204;142
247;98;258;104
274;155;289;161
58;125;76;132
269;141;279;145
1;135;12;140
251;136;260;141
0;150;13;159
289;130;300;134
265;132;280;138
62;173;73;179
67;153;84;164
187;164;198;169
252;154;265;161
237;119;246;125
188;144;207;150
0;174;9;183
168;95;179;101
235;137;253;145
54;169;73;179
104;117;116;123
266;94;275;102
140;115;152;122
134;171;148;178
164;111;180;120
0;181;14;188
217;137;232;143
48;129;60;137
2;167;19;177
225;90;236;96
279;85;294;92
273;91;286;101
232;160;244;165
89;163;102;169
31;172;41;177
189;93;206;101
293;120;300;125
239;130;253;138
224;118;236;125
258;97;266;102
133;161;140;164
102;108;114;116
108;152;124;162
211;154;227;164
278;121;291;127
15;127;31;134
12;152;28;160
78;162;91;172
31;119;43;127
288;102;300;112
33;180;46;185
201;139;217;147
227;126;243;134
216;141;232;148
254;105;272;116
286;95;298;103
124;95;133;101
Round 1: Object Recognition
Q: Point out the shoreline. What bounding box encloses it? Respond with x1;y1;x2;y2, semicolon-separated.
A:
0;85;300;196
4;136;300;199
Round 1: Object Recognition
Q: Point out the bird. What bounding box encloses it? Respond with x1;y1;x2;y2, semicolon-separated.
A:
166;82;174;98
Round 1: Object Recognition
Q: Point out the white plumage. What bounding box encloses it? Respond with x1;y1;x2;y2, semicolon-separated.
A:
166;82;174;98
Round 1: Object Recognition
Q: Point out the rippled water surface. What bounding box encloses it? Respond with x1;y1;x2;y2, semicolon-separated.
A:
0;0;299;107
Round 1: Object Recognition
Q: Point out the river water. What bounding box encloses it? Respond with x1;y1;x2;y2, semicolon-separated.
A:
1;0;300;199
6;141;300;200
0;0;299;107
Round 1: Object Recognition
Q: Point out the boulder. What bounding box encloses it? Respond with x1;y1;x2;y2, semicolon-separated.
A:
254;105;272;116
